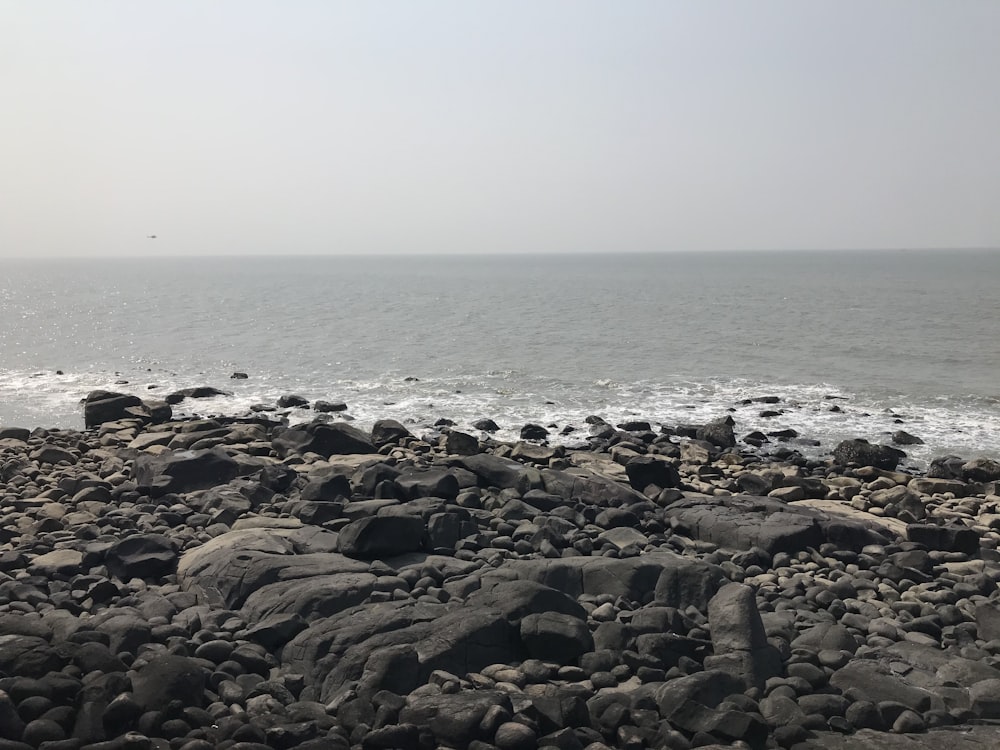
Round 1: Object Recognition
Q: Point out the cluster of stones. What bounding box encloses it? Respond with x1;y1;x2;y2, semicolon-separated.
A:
0;391;999;750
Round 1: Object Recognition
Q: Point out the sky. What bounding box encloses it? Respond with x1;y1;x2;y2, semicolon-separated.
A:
2;1;999;258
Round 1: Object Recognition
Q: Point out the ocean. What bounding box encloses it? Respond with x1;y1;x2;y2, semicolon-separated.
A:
1;250;998;469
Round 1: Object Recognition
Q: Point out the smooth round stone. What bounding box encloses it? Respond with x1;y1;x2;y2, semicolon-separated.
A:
494;721;537;750
22;718;66;745
817;649;851;669
892;709;925;733
195;640;235;663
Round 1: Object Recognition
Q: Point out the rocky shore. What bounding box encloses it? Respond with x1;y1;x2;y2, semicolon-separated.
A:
2;390;1000;750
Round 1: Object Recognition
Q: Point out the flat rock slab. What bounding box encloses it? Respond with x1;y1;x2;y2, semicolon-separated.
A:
803;726;1000;749
664;494;895;554
793;498;909;538
177;528;368;608
479;549;724;608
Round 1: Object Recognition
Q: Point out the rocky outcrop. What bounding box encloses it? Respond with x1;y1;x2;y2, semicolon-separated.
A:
0;406;996;749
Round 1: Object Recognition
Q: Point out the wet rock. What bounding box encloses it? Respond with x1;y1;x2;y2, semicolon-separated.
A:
84;391;144;427
371;419;412;447
961;458;1000;482
892;430;924;446
833;439;905;470
696;417;736;449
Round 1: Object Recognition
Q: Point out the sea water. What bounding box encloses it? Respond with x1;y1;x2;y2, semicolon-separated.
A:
1;250;998;468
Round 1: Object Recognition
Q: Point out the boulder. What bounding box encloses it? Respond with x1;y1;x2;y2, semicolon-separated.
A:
454;454;532;490
314;400;348;412
130;654;207;711
395;469;460;500
663;494;892;554
165;386;231;404
133;448;245;496
83;390;142;427
338;516;426;559
832;439;905;470
962;458;1000;482
105;534;178;580
273;421;376;458
371;419;412;447
624;455;681;491
696;417;736;449
520;423;549;440
703;582;781;689
468;580;588;623
444;430;479;455
520;612;594;664
301;473;352;502
906;524;980;554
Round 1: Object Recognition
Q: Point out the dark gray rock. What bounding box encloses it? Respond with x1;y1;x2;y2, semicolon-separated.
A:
242;572;377;620
454;454;532;491
906;523;980;554
301;473;351;502
520;424;549;440
399;691;512;748
445;430;479;456
131;654;207;711
481;550;719;605
468;579;588;623
829;660;943;713
0;636;63;678
106;534;178;580
166;386;232;403
832;439;905;470
371;419;412;447
314;400;348;413
277;394;310;408
83;390;143;427
962;458;1000;482
520;612;594;664
703;582;781;690
696;416;736;449
395;469;460;501
133;448;245;496
338;516;426;559
663;494;892;554
273;421;376;457
624;455;681;491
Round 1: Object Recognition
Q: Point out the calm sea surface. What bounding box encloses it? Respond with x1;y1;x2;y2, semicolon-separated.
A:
1;250;998;468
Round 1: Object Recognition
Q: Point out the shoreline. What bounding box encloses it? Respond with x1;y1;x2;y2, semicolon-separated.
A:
1;392;1000;748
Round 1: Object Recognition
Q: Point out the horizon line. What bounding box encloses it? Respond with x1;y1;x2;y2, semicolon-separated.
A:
3;246;999;262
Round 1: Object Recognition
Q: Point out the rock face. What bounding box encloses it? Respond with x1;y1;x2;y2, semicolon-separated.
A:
2;403;997;749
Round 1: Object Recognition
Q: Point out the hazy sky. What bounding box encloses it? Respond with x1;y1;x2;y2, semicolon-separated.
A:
3;1;999;257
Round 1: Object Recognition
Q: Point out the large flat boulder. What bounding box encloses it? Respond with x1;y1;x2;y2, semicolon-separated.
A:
480;549;723;608
272;421;376;458
133;448;257;496
663;494;894;554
